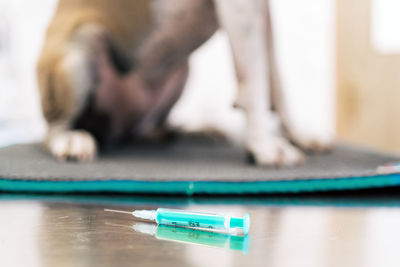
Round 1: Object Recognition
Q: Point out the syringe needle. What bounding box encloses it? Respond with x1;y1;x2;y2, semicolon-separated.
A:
104;209;133;215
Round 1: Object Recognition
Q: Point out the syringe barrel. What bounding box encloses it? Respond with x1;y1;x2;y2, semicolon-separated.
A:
155;208;250;235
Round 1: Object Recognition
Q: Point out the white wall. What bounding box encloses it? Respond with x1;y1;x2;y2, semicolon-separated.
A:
0;0;335;147
270;0;335;141
371;0;400;54
0;0;57;146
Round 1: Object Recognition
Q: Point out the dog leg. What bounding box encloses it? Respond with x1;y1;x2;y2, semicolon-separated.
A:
38;24;109;161
266;13;333;153
214;0;304;166
272;82;334;153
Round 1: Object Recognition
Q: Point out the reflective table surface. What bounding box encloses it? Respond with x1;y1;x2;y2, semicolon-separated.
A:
1;194;400;267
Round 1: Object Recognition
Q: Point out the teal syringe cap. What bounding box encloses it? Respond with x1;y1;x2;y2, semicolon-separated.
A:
243;213;250;235
230;213;250;235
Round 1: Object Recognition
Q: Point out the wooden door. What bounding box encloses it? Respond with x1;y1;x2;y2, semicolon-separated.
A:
337;0;400;153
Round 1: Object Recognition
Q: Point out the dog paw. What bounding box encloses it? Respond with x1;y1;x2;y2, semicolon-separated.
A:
287;129;334;153
295;139;333;153
246;136;305;167
48;130;97;162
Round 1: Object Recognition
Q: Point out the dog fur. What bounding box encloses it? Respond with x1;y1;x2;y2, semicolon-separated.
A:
37;0;332;166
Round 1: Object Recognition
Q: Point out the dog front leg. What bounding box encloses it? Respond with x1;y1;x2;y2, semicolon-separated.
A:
214;0;304;166
37;24;109;162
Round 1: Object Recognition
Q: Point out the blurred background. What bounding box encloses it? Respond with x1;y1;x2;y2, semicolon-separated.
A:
0;0;398;153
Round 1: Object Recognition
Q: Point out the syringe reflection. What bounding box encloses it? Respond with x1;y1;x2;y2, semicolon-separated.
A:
106;222;250;254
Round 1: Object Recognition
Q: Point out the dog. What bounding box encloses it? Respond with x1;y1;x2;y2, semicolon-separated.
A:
37;0;331;166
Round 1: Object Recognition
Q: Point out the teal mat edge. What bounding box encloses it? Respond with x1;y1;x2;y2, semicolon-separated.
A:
1;174;400;194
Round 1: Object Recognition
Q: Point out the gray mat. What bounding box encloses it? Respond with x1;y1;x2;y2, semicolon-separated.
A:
0;136;398;182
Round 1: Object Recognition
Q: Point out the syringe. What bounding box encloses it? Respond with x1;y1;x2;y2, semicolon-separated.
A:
105;208;250;235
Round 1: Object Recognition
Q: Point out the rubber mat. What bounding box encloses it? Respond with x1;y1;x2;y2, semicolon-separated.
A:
1;136;399;194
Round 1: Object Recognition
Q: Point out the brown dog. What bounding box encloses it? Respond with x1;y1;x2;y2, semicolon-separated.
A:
37;0;330;165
